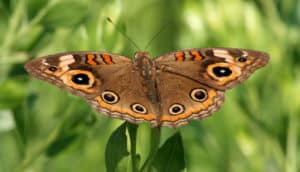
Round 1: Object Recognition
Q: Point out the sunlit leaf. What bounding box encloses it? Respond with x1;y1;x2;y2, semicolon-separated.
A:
105;122;129;172
152;132;185;172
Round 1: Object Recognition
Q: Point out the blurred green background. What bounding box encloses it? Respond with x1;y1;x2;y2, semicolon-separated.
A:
1;0;300;171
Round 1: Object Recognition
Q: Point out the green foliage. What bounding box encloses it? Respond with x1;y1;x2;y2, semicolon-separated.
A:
152;132;185;172
104;123;185;172
0;0;300;172
105;122;129;172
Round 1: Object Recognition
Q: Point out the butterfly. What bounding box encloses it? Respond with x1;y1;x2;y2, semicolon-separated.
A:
25;48;269;128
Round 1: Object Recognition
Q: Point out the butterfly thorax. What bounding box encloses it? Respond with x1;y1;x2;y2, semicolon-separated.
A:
133;51;155;78
133;51;162;120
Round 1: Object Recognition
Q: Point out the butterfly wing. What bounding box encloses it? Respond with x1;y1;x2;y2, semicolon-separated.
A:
155;71;224;128
155;48;269;90
153;48;269;127
25;51;159;126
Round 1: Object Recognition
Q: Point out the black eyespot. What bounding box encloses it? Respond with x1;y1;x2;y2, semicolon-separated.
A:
190;88;207;102
71;73;90;85
101;91;119;104
131;103;147;114
169;104;185;115
48;66;58;72
238;57;247;62
212;66;232;77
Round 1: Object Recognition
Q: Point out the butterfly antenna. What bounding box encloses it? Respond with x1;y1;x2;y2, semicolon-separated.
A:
144;22;169;51
106;17;141;50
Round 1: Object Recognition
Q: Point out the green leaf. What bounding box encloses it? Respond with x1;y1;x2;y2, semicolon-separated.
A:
46;133;78;157
152;132;186;172
115;156;130;172
105;122;129;172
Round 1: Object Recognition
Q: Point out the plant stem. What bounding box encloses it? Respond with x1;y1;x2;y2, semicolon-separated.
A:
127;123;138;172
140;127;161;172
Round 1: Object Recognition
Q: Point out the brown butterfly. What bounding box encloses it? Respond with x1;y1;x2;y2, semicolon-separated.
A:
25;48;269;128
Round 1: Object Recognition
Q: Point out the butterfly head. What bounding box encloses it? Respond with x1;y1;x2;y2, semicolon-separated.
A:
133;51;153;66
134;51;150;60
